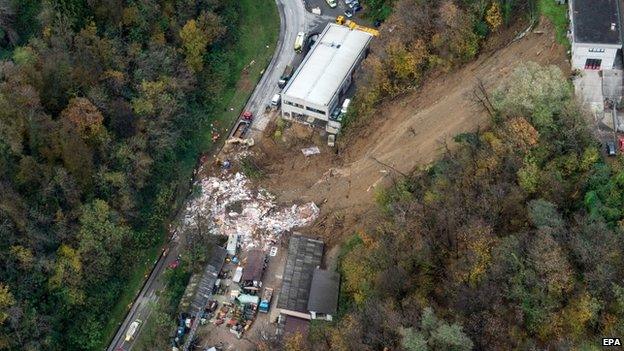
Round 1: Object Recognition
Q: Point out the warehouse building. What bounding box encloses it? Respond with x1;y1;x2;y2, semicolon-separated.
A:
276;235;324;320
281;23;373;134
569;0;622;70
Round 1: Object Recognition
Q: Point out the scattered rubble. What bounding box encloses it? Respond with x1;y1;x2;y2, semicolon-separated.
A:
301;146;320;156
181;172;319;252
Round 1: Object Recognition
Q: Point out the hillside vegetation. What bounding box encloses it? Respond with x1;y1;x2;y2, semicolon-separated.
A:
0;1;273;349
312;62;624;350
350;0;536;128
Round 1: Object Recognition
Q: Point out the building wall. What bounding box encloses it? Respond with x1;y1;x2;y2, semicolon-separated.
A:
282;95;328;121
279;308;311;320
281;33;369;134
310;311;333;321
571;42;619;70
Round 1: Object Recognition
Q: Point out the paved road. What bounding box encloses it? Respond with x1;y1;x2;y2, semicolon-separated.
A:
106;236;182;351
107;1;334;351
246;1;334;133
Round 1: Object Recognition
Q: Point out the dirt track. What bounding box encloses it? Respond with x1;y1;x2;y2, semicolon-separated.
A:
248;19;569;245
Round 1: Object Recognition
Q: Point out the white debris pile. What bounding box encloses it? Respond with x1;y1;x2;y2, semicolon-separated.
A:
182;172;319;251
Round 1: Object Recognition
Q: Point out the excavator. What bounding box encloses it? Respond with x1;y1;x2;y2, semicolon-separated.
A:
335;16;379;37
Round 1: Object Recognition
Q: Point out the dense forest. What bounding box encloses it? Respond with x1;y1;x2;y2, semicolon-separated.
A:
0;0;249;349
349;0;536;128
285;0;624;350
314;61;624;349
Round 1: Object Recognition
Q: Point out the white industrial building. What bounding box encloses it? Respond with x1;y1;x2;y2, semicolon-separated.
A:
569;0;622;70
281;23;373;134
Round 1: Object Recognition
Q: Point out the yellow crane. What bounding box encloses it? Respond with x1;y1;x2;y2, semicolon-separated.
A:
335;16;380;37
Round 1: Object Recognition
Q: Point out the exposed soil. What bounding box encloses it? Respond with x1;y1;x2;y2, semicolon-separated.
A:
224;18;569;251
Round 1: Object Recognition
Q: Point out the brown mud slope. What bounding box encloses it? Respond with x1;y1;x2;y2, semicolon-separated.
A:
256;19;568;245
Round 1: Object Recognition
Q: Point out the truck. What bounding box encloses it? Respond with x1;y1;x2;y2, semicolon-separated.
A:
258;287;274;313
294;32;306;53
278;65;293;88
232;120;250;138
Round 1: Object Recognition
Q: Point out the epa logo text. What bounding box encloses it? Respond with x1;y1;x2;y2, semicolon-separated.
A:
603;338;622;346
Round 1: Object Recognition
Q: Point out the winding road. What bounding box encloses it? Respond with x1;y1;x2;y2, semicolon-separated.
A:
107;1;333;350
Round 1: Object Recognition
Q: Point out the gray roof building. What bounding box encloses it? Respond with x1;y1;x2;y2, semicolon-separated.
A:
241;249;265;282
571;0;621;44
307;269;340;316
277;235;324;316
283;24;373;107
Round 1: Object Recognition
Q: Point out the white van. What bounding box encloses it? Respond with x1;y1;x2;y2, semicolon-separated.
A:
340;98;351;115
125;319;142;342
271;93;281;106
326;0;337;8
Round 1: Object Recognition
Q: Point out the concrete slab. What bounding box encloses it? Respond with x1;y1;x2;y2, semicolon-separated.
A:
573;70;604;113
602;69;623;101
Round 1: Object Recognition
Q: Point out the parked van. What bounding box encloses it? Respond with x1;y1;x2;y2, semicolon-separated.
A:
340;98;351;115
326;0;337;8
125;319;142;342
294;32;305;53
271;93;281;106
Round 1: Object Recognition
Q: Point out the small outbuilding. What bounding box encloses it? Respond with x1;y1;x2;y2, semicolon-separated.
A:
241;249;266;288
307;269;340;321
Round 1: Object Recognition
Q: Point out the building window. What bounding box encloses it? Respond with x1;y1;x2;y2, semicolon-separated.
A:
305;106;325;114
293;102;304;108
585;58;602;70
589;48;605;53
283;100;294;106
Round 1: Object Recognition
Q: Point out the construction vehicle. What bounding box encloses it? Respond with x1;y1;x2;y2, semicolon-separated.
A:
258;287;274;313
335;16;379;36
278;65;293;88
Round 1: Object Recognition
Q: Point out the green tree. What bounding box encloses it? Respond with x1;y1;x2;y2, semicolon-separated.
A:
492;62;572;130
527;199;563;229
179;19;209;73
77;199;129;285
0;283;15;325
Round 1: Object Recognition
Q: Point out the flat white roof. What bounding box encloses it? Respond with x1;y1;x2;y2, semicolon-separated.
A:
284;24;372;108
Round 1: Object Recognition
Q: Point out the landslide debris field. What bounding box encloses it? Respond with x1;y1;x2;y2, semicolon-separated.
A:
212;19;568;248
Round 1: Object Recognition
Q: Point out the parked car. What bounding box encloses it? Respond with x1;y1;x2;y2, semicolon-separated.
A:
326;0;337;8
607;141;617;156
269;246;278;257
345;0;355;4
242;111;253;121
353;4;362;12
271;93;281;106
330;107;341;120
344;9;353;18
328;134;336;147
348;1;359;9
